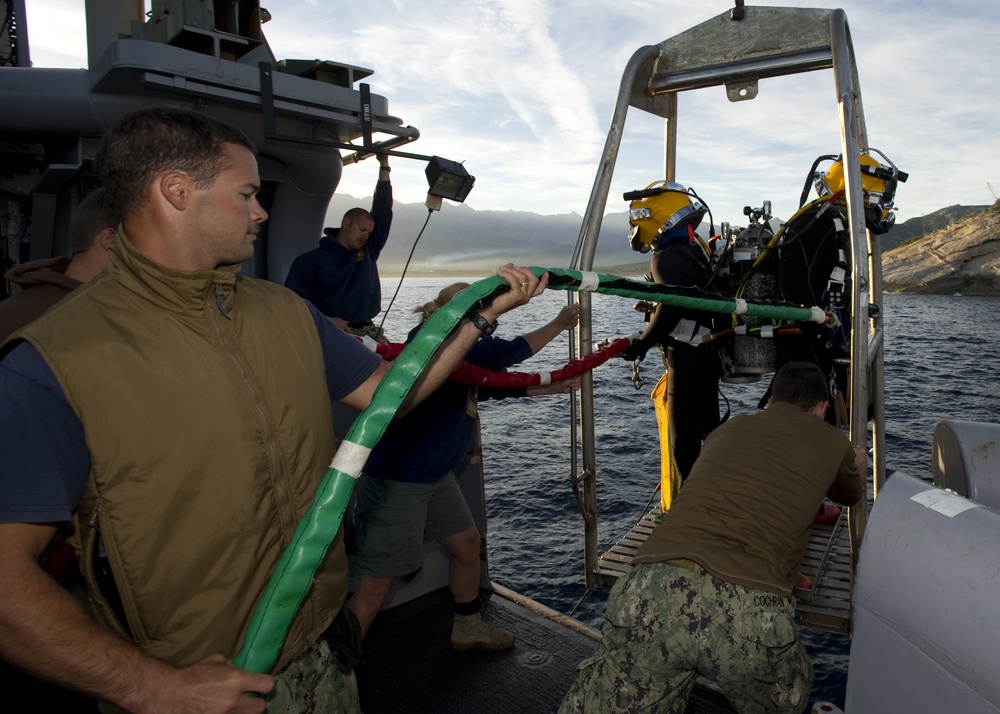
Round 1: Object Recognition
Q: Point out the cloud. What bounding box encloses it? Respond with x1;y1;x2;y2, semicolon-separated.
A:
22;0;87;67
19;0;1000;224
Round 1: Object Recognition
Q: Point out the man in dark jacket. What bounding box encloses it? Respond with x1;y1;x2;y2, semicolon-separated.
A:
0;187;118;341
284;155;393;341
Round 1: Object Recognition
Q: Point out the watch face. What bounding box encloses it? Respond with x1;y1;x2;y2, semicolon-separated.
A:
471;312;496;335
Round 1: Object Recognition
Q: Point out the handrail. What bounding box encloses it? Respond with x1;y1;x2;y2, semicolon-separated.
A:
648;47;832;93
828;9;872;553
570;6;879;605
570;43;659;589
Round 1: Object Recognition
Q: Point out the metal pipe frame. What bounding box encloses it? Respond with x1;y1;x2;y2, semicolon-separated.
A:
569;44;660;588
569;6;883;594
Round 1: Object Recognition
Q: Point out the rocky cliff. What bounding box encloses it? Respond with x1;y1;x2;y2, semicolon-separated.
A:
882;206;1000;295
879;204;989;251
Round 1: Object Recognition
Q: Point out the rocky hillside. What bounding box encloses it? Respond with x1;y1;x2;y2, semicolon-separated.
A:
879;204;989;251
882;204;1000;295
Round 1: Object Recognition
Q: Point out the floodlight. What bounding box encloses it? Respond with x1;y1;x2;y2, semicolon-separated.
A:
425;156;475;203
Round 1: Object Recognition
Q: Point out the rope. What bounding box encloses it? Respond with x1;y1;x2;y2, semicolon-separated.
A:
365;335;631;388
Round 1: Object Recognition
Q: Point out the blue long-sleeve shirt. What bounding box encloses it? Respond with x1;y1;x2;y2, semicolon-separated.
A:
284;177;393;324
0;301;380;523
363;325;531;483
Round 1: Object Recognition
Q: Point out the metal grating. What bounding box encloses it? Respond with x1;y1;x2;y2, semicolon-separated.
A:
596;507;854;635
793;511;853;634
595;512;659;588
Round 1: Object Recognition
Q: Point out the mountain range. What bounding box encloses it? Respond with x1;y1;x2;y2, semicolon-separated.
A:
878;204;992;252
328;193;644;277
329;193;1000;294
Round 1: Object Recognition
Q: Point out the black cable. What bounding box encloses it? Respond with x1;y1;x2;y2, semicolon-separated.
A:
776;200;836;251
377;208;434;333
800;155;838;208
687;186;715;238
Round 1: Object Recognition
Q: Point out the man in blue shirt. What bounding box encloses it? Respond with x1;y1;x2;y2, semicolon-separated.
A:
285;155;393;341
345;282;580;655
0;107;546;714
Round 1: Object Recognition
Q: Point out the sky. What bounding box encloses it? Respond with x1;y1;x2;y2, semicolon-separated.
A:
23;0;1000;226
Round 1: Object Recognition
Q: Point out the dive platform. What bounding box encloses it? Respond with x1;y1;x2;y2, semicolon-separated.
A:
596;508;854;634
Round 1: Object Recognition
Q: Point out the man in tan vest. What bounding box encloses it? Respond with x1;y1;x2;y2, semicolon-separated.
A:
0;107;547;714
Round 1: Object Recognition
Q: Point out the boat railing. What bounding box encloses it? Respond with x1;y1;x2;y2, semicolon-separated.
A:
568;5;884;636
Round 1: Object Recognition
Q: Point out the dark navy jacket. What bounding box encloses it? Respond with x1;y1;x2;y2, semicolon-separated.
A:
284;178;392;324
363;324;531;483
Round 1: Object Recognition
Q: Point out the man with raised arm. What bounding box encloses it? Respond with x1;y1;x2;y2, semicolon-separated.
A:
284;155;393;341
0;106;545;714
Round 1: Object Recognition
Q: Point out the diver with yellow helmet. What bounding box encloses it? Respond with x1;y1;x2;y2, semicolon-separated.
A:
765;148;907;424
813;148;906;235
622;181;723;505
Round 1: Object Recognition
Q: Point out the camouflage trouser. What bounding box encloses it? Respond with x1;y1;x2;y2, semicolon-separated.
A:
559;562;812;714
345;323;387;343
266;638;361;713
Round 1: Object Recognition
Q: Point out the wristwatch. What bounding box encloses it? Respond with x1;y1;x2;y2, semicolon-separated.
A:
468;311;498;337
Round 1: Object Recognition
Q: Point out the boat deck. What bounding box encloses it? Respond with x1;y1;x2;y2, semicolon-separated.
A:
596;507;853;634
357;585;736;713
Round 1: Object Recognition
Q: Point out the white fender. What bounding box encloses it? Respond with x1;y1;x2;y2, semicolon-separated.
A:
847;471;1000;712
932;419;1000;509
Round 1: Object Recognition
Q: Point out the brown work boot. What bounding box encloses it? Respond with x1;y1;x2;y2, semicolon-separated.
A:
449;613;516;651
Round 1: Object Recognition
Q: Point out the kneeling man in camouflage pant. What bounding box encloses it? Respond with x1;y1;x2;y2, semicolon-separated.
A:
560;361;866;713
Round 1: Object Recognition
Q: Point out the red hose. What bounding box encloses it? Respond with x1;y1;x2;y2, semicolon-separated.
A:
368;336;632;388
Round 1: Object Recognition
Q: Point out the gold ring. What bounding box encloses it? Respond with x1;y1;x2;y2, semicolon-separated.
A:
520;282;530;289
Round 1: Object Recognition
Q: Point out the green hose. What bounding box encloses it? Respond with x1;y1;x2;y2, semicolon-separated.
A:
539;267;826;324
233;268;826;673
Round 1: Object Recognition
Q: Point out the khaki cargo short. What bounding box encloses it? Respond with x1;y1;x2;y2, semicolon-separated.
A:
352;471;474;578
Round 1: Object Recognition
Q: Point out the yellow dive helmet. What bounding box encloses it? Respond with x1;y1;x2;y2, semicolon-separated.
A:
816;149;907;234
625;181;707;253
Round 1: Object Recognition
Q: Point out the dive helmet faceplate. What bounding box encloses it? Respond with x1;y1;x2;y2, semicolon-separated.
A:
626;181;707;252
816;150;906;234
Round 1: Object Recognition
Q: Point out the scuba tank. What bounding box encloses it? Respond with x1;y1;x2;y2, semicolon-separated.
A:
717;202;782;384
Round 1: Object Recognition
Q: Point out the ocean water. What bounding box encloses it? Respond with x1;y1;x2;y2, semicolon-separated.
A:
377;278;1000;709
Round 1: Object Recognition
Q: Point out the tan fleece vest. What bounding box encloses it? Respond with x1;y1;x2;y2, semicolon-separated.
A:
20;233;345;672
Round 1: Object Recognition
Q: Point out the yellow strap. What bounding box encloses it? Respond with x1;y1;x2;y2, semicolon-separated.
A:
651;371;681;512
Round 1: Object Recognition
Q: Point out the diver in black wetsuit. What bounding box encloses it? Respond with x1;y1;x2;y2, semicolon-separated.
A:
766;150;907;426
773;201;850;423
622;181;722;486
